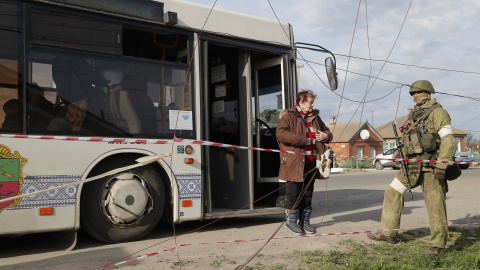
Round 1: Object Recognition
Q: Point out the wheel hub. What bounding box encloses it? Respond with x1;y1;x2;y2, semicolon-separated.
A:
103;172;152;225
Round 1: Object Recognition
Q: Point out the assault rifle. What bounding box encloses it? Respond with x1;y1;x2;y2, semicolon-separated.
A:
392;122;413;200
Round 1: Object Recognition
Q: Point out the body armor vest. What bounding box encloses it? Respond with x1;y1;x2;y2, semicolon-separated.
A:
402;104;441;168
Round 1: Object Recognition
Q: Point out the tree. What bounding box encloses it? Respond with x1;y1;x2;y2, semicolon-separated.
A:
465;134;478;151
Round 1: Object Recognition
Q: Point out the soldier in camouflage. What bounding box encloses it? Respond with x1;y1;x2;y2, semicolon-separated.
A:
368;80;457;256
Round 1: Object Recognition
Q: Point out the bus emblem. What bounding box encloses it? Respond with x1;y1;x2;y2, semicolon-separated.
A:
0;145;28;213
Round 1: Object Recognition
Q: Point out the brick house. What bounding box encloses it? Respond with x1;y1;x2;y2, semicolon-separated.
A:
326;116;384;167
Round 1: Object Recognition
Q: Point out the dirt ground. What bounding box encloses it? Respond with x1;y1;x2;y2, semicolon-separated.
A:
1;168;479;270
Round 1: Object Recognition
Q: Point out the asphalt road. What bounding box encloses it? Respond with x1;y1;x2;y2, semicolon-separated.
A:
1;167;479;269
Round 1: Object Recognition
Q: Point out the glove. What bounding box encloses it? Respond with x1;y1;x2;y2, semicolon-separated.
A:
434;168;446;181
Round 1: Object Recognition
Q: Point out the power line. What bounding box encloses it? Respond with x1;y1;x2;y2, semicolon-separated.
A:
332;0;363;136
299;58;480;103
302;86;400;104
334;53;480;75
359;0;374;126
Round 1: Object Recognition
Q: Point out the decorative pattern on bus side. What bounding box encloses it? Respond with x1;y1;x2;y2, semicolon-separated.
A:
8;175;80;209
176;174;201;200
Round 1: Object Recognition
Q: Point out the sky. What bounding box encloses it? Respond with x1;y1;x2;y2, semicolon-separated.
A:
185;0;480;139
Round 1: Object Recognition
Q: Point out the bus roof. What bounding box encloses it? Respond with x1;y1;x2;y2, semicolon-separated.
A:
162;0;293;47
37;0;293;47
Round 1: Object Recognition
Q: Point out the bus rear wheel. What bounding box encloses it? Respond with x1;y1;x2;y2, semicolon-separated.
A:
81;158;165;243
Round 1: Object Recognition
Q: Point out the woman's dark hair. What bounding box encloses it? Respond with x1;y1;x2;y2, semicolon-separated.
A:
296;90;317;104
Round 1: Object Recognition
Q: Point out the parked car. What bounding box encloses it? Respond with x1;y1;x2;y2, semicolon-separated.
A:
373;148;400;170
454;151;475;169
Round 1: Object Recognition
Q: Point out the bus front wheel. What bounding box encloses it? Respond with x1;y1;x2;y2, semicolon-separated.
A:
81;158;165;243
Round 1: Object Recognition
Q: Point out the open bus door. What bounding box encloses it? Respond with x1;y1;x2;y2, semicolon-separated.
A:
252;57;288;208
204;43;252;213
204;42;289;215
253;57;284;183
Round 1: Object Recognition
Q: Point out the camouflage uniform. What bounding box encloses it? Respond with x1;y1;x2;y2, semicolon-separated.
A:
380;82;456;249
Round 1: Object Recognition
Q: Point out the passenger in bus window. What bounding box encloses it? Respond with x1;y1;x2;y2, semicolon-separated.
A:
1;99;21;132
276;90;333;236
26;83;56;133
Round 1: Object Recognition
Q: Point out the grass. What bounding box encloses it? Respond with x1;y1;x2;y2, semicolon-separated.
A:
242;262;288;270
210;255;236;268
258;226;480;270
171;259;195;268
159;227;479;269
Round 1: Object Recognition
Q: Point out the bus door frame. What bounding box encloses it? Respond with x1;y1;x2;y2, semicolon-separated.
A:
202;41;253;213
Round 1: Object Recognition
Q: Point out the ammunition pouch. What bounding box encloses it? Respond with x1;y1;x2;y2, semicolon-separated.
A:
405;132;423;154
421;132;438;152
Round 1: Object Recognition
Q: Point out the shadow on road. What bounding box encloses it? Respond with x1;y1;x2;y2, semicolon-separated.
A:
311;188;424;223
450;214;480;225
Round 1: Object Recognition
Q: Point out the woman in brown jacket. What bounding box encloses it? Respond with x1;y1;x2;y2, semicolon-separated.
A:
276;90;332;235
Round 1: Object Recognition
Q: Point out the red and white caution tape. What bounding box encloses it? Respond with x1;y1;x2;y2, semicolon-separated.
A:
375;157;479;166
99;222;480;269
2;133;477;165
173;137;304;155
0;133;172;144
0;133;306;156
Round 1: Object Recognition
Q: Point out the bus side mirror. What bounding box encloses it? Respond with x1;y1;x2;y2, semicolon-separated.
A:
325;57;338;90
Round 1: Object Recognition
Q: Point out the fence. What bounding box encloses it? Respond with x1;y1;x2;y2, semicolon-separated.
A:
334;156;375;169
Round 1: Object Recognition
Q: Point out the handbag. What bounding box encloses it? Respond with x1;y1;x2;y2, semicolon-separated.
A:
316;146;332;179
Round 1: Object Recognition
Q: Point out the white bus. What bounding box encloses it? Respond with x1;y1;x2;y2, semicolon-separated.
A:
0;0;337;244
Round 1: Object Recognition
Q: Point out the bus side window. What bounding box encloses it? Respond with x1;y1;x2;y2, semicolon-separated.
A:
49;55;110;134
108;74;157;136
109;89;141;134
52;56;109;107
121;75;157;136
26;83;56;134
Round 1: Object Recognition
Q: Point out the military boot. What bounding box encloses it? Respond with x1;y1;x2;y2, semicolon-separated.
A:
298;209;316;234
284;209;304;235
367;232;399;244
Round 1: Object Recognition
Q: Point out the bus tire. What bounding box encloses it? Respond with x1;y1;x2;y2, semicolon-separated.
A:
80;157;165;243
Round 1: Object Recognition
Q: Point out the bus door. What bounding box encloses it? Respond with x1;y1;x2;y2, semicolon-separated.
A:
252;57;287;207
205;43;252;211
